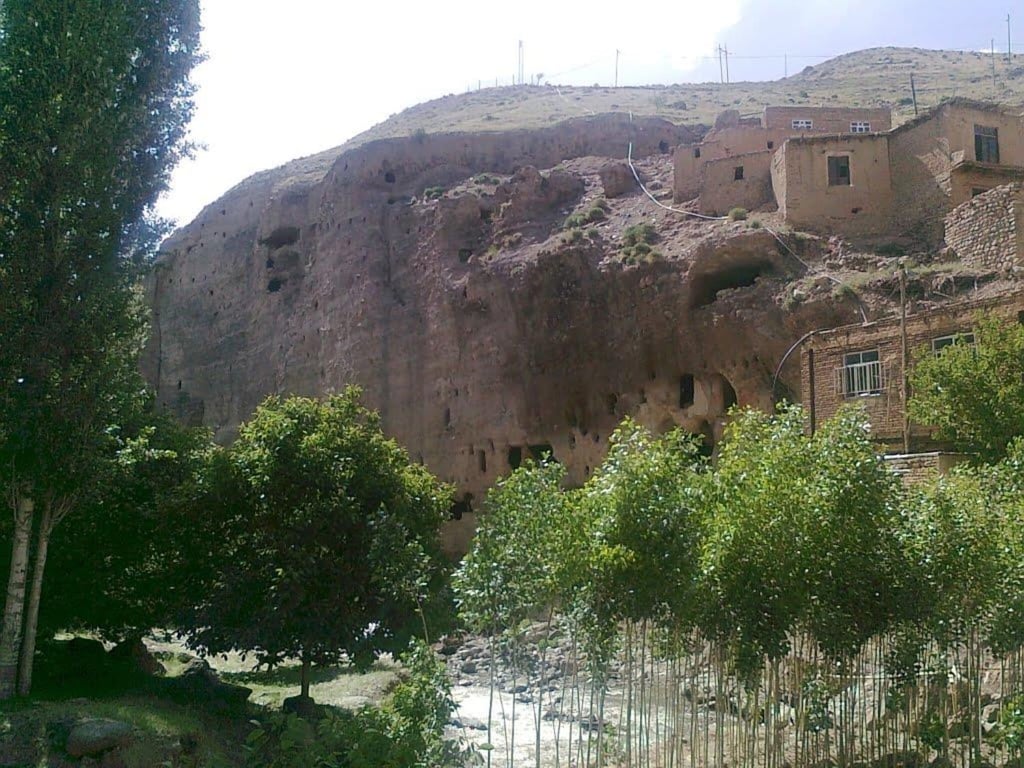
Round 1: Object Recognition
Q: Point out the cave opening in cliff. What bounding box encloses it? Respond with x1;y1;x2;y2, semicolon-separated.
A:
267;278;284;293
449;493;473;520
384;170;396;184
689;258;776;308
723;378;738;409
508;446;522;469
528;444;555;463
679;374;695;409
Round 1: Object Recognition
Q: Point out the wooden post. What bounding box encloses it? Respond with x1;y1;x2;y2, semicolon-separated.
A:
899;265;911;454
910;73;918;115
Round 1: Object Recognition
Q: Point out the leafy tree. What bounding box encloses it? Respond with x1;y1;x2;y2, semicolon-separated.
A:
37;409;214;641
0;0;202;697
181;390;453;699
910;315;1024;462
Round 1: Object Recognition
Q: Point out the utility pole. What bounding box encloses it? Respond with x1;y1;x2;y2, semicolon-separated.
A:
784;53;788;78
1009;14;1013;65
898;264;910;455
910;72;919;115
517;40;524;86
717;45;724;84
615;49;620;87
724;44;730;83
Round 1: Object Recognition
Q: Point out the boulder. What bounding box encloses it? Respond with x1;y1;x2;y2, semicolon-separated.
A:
599;162;636;198
109;638;166;677
171;657;251;710
65;719;132;757
282;694;318;718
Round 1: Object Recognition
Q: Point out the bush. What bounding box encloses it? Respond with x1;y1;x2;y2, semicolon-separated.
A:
564;199;609;230
245;641;478;768
423;186;445;201
728;207;748;221
618;222;660;264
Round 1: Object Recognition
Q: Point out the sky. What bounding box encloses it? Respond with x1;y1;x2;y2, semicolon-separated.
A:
158;0;1021;226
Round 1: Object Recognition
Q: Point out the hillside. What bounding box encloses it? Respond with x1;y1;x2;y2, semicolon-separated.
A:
348;46;1023;145
231;46;1024;197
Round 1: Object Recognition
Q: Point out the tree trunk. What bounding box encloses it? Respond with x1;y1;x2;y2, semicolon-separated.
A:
17;502;54;697
0;495;34;699
300;657;311;699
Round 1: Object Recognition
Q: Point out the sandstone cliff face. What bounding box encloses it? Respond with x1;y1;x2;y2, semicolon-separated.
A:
146;114;856;551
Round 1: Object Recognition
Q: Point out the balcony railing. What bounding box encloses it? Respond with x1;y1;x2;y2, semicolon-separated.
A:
835;361;883;397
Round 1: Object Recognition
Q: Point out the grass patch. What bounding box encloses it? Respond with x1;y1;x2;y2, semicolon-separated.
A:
616;223;662;265
0;694;247;768
728;207;748;221
423;186;445;200
564;200;608;230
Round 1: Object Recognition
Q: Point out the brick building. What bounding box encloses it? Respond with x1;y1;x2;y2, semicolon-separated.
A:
672;105;891;214
800;292;1024;455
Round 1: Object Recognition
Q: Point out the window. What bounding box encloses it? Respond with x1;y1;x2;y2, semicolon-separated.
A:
694;147;701;159
975;125;1000;163
932;332;975;353
828;155;851;186
767;140;775;150
734;166;745;181
850;121;871;133
840;350;882;396
792;119;813;130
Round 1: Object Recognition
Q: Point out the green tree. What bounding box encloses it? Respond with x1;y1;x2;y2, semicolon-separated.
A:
0;0;202;697
37;410;215;641
181;390;453;700
909;315;1024;462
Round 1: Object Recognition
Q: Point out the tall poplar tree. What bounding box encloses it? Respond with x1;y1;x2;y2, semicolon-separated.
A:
0;0;202;697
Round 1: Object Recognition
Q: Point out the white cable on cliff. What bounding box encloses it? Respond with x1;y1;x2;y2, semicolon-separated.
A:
626;142;726;220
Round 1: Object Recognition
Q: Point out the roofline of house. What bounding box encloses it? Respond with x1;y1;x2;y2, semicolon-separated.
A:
806;290;1024;342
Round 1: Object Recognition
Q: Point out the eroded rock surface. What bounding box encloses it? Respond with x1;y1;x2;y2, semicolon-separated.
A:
145;114;858;551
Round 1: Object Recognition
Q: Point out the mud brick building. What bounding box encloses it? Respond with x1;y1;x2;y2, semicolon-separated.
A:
774;99;1024;242
672;105;891;215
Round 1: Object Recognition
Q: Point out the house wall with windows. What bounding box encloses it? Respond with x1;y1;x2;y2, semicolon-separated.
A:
673;106;893;203
763;106;892;134
800;293;1024;449
773;100;1024;242
886;101;1024;242
698;150;775;215
771;134;893;236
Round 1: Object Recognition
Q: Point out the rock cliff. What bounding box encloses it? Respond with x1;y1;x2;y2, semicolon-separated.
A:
146;113;866;550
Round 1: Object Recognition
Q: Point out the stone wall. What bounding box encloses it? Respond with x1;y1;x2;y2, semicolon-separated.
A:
883;452;968;483
944;183;1024;271
698;150;775;215
801;293;1024;447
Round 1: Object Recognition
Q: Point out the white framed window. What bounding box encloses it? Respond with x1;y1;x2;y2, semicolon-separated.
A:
932;332;976;354
792;119;813;130
838;349;883;396
850;121;871;133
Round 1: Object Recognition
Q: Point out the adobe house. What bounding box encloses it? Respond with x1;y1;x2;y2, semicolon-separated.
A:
800;292;1024;476
774;99;1024;242
673;105;892;214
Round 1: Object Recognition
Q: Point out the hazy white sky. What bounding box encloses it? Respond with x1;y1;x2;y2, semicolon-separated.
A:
158;0;744;225
158;0;1018;226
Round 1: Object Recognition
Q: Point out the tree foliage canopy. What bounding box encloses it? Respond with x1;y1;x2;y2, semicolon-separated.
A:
181;389;454;670
909;315;1024;462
